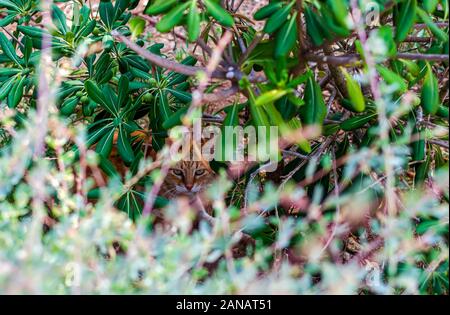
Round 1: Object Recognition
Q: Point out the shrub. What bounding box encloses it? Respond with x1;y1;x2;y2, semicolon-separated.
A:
0;0;448;294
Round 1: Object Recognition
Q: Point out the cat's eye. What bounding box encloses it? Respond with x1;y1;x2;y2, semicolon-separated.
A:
171;169;183;177
195;169;205;176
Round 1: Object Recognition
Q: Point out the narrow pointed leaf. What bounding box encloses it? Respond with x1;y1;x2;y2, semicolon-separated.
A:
156;2;190;33
0;33;21;66
203;0;234;27
275;13;298;58
187;1;200;42
117;125;135;165
394;0;417;42
341;68;366;112
263;1;294;34
421;63;439;114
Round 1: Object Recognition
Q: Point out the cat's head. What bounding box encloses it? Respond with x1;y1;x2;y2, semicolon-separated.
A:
162;160;215;198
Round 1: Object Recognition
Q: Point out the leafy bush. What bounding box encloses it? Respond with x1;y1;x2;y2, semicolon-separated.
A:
0;0;448;294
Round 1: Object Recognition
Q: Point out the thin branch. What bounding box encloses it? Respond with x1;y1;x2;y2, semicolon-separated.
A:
413;22;449;30
202;84;239;104
397;52;450;62
232;0;246;12
112;31;226;78
402;36;433;43
429;139;449;149
304;52;449;66
281;149;310;160
138;14;214;57
319;150;341;256
1;26;25;48
237;33;263;66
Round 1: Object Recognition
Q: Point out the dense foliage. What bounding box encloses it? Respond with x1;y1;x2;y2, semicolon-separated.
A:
0;0;448;294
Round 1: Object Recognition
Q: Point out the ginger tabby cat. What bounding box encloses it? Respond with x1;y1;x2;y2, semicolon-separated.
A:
160;160;215;199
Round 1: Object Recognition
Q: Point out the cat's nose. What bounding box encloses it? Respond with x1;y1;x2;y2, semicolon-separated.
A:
185;184;193;191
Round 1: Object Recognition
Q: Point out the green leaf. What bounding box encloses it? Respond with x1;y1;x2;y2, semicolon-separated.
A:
0;75;16;100
341;68;366;112
114;0;130;21
167;88;192;103
416;7;448;42
86;122;114;148
223;102;240;127
84;80;117;116
247;88;270;128
340;113;377;131
7;75;25;108
436;105;449;118
376;65;408;92
17;25;47;38
423;0;439;13
102;84;119;114
301;75;327;126
129;16;145;38
162;106;188;129
321;10;350;38
203;0;234;27
263;0;294;34
421;63;439;114
156;2;190;33
145;0;178;15
217;102;241;161
99;0;115;29
0;33;21;66
414;153;430;184
327;0;349;28
95;127;116;158
275;13;298;58
117;124;135;165
0;0;19;10
287;117;312;153
23;36;32;65
51;3;68;34
411;124;425;161
0;15;16;27
187;0;200;42
117;75;129;107
377;26;396;57
263;102;286;128
254;2;284;20
60;96;79;116
394;0;417;43
98;154;120;178
158;90;172;122
255;89;289;107
0;68;21;77
304;5;325;46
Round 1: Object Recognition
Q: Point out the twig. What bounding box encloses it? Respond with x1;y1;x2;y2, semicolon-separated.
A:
186;31;234;118
413;22;449;30
237;33;263;66
281;149;309;160
304;52;449;65
397;52;449;62
319;150;341;256
232;0;246;12
1;26;25;48
402;36;433;43
138;14;214;57
142;162;170;216
428;139;449;149
112;31;226;78
202;84;239;104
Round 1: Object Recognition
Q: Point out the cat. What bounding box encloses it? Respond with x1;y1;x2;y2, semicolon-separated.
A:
160;160;215;199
